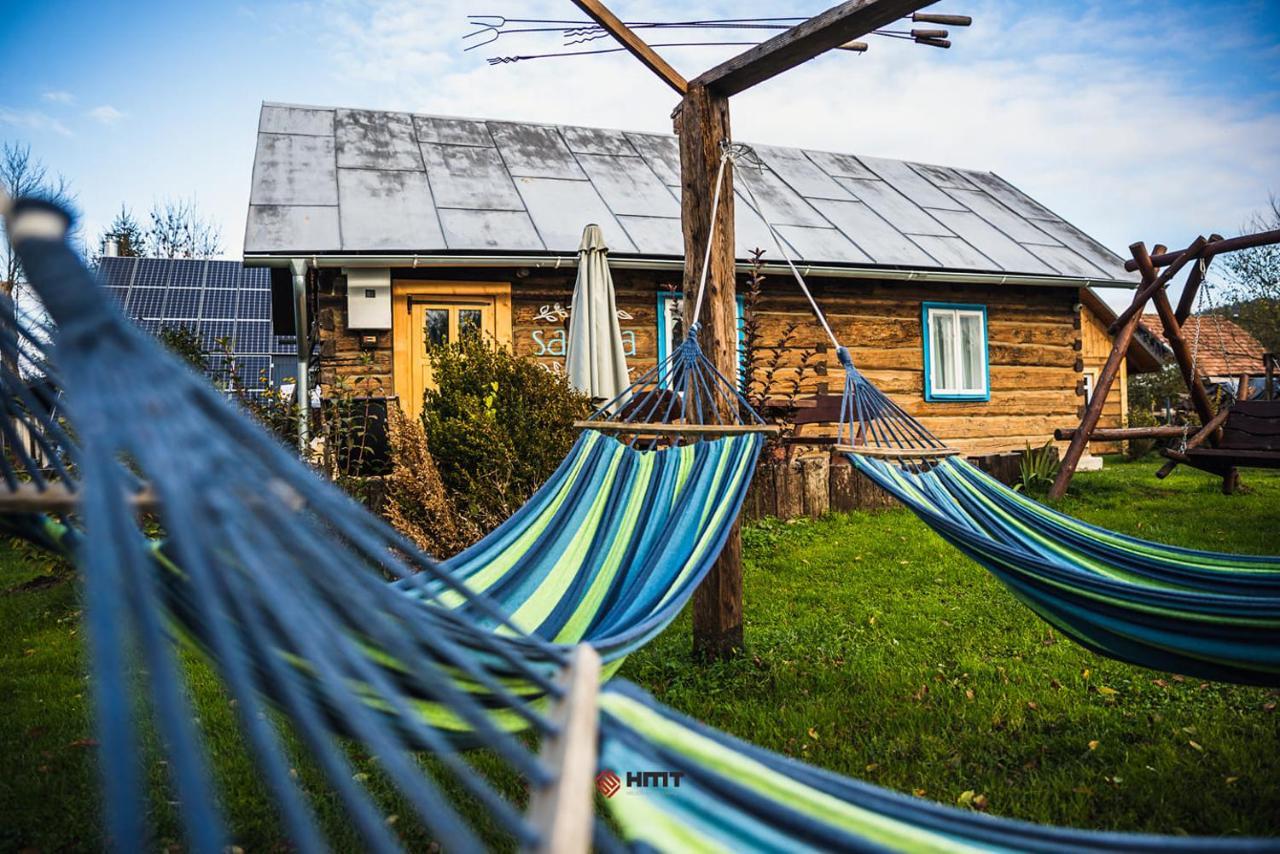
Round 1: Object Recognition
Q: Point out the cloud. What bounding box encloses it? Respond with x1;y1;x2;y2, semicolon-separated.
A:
87;105;125;125
41;90;74;104
247;0;1280;285
0;107;72;137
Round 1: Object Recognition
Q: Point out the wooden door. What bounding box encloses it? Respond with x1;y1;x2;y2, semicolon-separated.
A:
404;299;496;420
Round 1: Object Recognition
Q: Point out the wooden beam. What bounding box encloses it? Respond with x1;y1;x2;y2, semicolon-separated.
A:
1049;240;1204;499
1108;236;1206;335
836;444;960;458
1054;425;1189;441
0;482;158;513
1134;250;1219;431
1123;228;1280;271
693;0;938;97
574;421;780;436
569;0;687;95
678;84;744;662
524;644;602;854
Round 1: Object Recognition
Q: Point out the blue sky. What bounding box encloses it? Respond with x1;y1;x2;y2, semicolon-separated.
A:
2;1;1277;309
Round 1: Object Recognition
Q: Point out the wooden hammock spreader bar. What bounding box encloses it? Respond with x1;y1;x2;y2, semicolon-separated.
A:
524;644;602;854
836;444;961;459
574;421;781;436
0;482;158;514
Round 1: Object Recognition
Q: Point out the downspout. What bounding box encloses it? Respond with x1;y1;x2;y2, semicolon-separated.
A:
290;257;310;450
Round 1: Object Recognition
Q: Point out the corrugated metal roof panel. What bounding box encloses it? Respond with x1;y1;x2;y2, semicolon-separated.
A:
245;103;1134;283
413;115;492;147
513;176;635;253
250;134;338;206
615;215;683;256
335;109;422;171
337;169;441;250
260;105;334;137
245;204;340;253
575;153;679;218
439;208;544;251
420;143;524;210
808;199;937;266
490;122;584;179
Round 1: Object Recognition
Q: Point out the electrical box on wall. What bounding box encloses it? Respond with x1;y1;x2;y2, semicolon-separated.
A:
345;268;391;330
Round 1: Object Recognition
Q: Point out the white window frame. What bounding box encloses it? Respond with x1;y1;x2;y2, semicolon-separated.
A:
922;302;989;402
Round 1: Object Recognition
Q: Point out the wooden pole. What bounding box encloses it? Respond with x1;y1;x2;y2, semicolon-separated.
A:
525;644;601;854
678;85;744;661
1048;239;1204;499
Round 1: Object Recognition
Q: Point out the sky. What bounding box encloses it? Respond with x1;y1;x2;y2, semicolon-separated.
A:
2;0;1278;310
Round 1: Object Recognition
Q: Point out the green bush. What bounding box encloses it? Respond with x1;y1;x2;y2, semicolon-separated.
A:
422;335;591;533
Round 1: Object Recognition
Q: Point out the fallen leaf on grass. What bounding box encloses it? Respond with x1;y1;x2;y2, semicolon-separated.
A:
1096;686;1118;697
865;763;879;772
1026;701;1038;711
1088;740;1099;751
1225;776;1240;785
68;738;98;749
1263;702;1276;713
1188;740;1204;752
807;727;819;741
965;689;975;701
912;788;927;797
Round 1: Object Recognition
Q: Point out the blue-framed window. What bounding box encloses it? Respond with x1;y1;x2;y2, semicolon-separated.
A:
656;291;746;389
922;302;989;402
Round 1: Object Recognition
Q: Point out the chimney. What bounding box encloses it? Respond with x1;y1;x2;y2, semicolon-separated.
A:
102;234;120;257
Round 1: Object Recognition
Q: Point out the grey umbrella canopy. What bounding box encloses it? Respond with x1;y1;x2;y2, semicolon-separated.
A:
565;223;630;408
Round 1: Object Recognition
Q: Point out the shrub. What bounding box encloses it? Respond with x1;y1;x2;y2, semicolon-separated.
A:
381;408;477;557
422;334;591;533
157;324;205;371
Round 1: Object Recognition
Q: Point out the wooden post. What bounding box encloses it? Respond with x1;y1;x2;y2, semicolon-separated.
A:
1048;238;1204;499
678;84;744;660
525;644;602;854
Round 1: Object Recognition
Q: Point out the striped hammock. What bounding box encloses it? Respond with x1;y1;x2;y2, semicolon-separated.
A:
598;680;1274;853
836;365;1280;687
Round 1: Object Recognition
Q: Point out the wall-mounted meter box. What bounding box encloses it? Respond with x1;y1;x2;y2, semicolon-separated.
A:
345;268;392;330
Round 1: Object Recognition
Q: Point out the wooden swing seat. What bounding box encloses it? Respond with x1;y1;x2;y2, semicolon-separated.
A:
1163;399;1280;475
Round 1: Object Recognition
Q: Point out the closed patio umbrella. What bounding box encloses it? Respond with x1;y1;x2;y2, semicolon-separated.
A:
565;223;630;408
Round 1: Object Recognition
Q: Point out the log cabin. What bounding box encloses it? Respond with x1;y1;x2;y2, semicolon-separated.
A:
243;103;1140;455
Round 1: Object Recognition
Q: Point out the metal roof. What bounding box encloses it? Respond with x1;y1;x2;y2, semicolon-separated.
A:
246;102;1134;284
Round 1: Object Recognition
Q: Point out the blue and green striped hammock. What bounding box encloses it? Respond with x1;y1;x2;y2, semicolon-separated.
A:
731;153;1280;688
597;680;1274;852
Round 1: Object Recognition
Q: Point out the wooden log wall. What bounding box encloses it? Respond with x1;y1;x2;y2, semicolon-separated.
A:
1079;301;1128;453
316;266;1087;455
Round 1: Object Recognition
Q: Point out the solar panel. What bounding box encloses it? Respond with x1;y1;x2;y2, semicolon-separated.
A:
200;320;237;351
163;288;204;321
128;287;168;319
132;258;172;288
168;261;207;288
234;320;272;353
201;289;239;320
101;258;290;392
237;289;270;320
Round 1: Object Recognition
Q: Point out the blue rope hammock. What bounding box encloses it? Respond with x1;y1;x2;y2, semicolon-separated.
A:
731;153;1280;686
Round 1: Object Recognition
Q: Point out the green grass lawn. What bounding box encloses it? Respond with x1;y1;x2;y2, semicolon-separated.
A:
1;458;1277;849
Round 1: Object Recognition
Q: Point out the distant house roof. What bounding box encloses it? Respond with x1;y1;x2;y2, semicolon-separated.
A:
244;102;1134;284
1142;314;1266;378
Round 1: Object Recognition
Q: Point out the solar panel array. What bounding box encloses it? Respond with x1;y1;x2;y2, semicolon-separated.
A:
97;256;295;393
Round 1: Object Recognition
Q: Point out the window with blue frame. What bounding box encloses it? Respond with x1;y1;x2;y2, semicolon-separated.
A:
655;291;746;389
921;302;989;402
